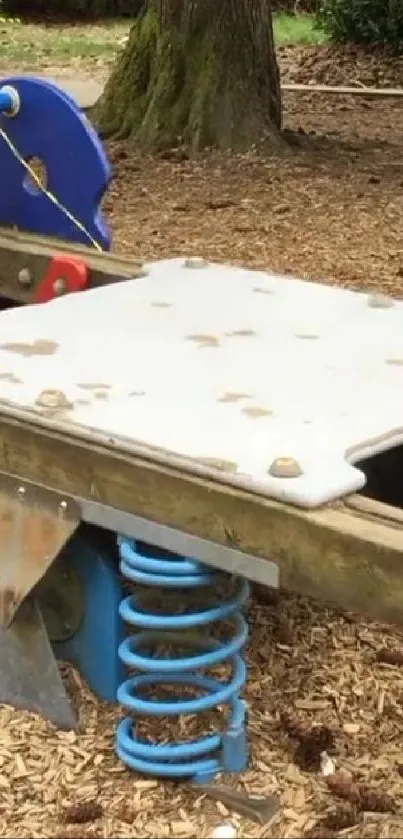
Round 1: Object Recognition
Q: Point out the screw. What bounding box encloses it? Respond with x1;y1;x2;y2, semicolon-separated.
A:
183;257;208;269
17;268;32;288
268;457;303;478
1;85;20;117
35;389;72;409
368;293;394;309
53;277;67;296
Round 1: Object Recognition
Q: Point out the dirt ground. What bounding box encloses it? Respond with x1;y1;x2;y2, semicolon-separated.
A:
2;42;403;839
106;44;403;299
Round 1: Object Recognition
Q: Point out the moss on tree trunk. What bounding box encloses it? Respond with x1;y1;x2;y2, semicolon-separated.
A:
94;0;283;151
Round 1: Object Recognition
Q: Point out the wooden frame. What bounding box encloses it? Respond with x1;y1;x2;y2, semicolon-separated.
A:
0;412;402;628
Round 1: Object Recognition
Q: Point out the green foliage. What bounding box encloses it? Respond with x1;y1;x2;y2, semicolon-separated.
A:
2;0;320;23
0;14;20;22
318;0;403;51
274;12;327;44
0;0;20;22
2;0;320;24
0;0;142;20
272;0;320;10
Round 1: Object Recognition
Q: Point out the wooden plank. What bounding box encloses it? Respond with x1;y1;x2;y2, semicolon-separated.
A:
0;413;402;627
282;83;403;98
0;228;145;303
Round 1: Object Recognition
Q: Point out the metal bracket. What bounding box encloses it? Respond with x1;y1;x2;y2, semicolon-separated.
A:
0;473;80;628
78;498;279;590
0;471;278;609
0;596;77;729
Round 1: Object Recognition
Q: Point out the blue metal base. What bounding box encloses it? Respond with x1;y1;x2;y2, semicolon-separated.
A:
53;538;124;703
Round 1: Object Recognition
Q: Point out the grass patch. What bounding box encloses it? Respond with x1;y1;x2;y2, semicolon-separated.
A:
0;13;327;71
274;12;328;45
0;20;131;68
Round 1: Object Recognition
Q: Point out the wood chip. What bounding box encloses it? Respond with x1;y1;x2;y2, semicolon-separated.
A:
294;699;330;711
342;723;361;734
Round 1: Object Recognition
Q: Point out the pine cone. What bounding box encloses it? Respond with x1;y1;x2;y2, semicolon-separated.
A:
295;726;335;771
326;773;397;814
358;787;397;813
61;802;103;825
323;804;360;830
326;771;361;805
280;709;309;739
281;710;335;771
376;647;403;666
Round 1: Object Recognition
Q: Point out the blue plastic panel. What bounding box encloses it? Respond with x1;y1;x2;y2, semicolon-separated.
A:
0;76;111;249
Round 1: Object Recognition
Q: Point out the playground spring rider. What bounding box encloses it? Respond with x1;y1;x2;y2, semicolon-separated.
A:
0;77;249;782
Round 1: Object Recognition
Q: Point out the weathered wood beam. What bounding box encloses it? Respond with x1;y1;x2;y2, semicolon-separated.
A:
283;83;403;98
0;228;144;303
0;412;402;628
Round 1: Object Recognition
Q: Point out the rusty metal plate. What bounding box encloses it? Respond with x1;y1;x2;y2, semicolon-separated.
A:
0;595;77;729
0;474;80;629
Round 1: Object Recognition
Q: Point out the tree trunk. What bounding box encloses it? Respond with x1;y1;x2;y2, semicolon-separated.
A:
94;0;283;152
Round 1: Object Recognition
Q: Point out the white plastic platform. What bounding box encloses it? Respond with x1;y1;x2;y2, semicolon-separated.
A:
0;257;402;508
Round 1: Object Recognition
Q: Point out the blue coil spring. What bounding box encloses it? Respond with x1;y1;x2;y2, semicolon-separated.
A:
115;536;250;783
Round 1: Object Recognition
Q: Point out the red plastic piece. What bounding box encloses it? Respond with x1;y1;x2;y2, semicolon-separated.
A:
35;254;89;303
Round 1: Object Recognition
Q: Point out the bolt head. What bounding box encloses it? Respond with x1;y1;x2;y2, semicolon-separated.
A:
35;389;72;409
53;277;67;296
268;457;303;478
183;257;208;269
17;268;32;287
368;293;394;309
1;85;20;117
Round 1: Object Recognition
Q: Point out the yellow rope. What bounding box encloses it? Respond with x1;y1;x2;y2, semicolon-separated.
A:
0;123;104;252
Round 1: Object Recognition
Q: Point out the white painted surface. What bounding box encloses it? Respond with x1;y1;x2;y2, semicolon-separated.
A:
0;258;402;508
210;826;237;839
